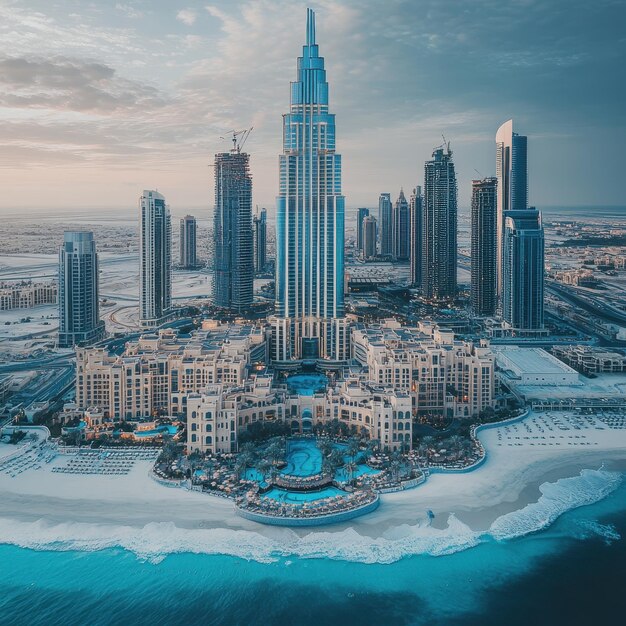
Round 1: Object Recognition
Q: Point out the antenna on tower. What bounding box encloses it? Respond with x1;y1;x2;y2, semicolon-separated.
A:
219;127;254;153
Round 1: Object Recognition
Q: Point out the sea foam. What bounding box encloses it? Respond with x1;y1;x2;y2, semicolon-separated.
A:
0;468;621;564
488;467;622;541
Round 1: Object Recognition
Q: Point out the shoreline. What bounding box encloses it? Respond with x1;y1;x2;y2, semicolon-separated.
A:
1;410;626;560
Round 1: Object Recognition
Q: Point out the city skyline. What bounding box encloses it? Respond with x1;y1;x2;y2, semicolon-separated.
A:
0;0;624;213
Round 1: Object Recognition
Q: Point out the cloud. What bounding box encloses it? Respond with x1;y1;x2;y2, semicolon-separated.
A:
176;9;196;26
115;3;144;19
0;56;166;113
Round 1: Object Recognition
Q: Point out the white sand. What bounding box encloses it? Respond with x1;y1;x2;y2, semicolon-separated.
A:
0;410;625;561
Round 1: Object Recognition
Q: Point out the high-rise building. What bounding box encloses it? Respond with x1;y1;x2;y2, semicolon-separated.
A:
422;145;457;300
140;190;172;328
496;119;528;300
392;189;410;261
378;193;393;257
179;215;197;269
213;151;254;313
58;231;105;348
471;178;498;316
253;207;267;274
273;8;348;361
409;186;422;287
356;207;369;251
362;215;377;260
502;209;544;331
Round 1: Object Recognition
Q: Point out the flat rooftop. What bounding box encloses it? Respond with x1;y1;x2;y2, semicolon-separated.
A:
493;347;577;376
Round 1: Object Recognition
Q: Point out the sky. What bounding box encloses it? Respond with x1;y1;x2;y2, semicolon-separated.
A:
0;0;624;215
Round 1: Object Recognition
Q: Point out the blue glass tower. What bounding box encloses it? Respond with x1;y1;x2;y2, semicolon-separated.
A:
273;8;347;360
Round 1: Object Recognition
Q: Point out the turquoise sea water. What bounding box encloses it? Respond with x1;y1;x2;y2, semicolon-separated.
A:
1;472;625;625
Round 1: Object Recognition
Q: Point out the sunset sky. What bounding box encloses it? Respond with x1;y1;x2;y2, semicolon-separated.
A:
0;0;624;214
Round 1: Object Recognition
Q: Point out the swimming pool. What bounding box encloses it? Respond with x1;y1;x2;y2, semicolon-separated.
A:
286;373;328;396
263;486;345;503
134;425;178;438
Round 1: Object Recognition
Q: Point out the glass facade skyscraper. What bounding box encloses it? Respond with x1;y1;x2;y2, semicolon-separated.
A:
422;146;457;300
58;231;105;347
378;193;392;257
496;119;528;301
409;186;422;287
502;209;544;331
213;151;254;313
471;178;498;316
140;190;172;328
273;8;348;360
392;189;410;261
179;215;197;269
356;207;369;252
253;207;267;274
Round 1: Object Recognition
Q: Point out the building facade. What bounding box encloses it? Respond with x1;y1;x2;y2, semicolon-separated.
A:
362;215;377;260
273;8;346;361
409;186;422;287
253;207;267;274
470;178;498;316
179;215;197;269
140;190;172;328
58;231;105;348
352;320;495;419
422;146;457;300
502;209;545;331
378;193;393;257
496;119;528;301
213;151;254;313
392;189;410;261
0;281;57;311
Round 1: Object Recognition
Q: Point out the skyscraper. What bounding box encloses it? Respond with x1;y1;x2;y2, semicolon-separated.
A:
179;215;197;269
273;8;348;361
253;207;267;274
213;151;254;313
392;189;410;261
58;231;105;348
496;119;528;300
502;209;544;331
471;178;498;316
362;215;377;260
409;185;422;287
140;190;172;328
422;145;457;300
356;207;369;252
378;193;393;257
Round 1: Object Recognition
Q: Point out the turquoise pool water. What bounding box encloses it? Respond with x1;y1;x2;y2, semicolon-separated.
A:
243;439;379;485
263;486;345;503
286;373;329;396
134;425;178;438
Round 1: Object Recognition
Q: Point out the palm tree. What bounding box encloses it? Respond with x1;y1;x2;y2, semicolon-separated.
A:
345;460;358;486
256;459;272;483
318;439;333;460
346;437;360;462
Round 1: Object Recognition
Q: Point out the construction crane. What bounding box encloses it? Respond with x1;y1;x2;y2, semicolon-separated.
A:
220;127;254;153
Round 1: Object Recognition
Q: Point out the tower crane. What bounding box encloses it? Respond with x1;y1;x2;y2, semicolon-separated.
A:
219;127;254;153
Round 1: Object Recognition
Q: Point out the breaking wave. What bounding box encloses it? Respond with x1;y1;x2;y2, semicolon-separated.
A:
0;468;621;564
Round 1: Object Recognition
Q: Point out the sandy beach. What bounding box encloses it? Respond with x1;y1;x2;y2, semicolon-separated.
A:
1;410;625;562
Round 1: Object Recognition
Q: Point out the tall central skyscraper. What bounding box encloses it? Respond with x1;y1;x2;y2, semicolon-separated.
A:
253;207;267;274
213;151;254;313
356;207;369;252
273;8;348;361
140;190;172;328
496;119;528;300
422;145;457;300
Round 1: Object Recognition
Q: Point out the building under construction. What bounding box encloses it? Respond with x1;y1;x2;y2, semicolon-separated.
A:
212;147;254;313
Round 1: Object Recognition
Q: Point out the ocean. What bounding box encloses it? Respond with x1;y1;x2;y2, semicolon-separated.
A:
1;471;625;626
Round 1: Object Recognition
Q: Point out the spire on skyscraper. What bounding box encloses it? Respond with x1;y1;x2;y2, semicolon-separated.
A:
306;7;316;46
